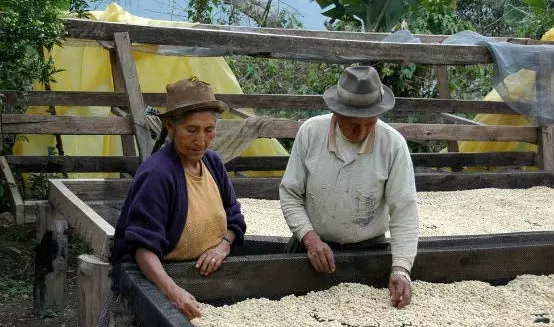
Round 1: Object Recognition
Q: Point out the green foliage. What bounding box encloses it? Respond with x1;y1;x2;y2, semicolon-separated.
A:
0;277;32;300
0;0;66;93
408;0;474;35
226;56;344;120
504;0;554;39
314;0;419;32
456;0;516;36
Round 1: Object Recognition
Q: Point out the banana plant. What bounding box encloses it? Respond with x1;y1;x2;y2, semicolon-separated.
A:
314;0;421;32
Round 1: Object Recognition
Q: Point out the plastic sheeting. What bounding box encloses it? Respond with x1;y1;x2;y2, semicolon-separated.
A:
444;31;554;125
13;3;287;178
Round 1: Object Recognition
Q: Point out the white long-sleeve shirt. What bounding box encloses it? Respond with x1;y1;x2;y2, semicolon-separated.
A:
279;114;419;271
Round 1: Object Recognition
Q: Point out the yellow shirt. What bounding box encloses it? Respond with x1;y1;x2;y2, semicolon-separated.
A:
164;161;227;260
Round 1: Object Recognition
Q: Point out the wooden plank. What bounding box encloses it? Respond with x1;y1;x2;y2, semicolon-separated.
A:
537;53;554;171
119;232;554;309
411;152;536;168
113;32;153;162
539;126;554;171
33;204;68;314
440;113;484;126
78;255;111;327
0;156;24;224
5;155;140;173
48;180;114;260
230;171;554;199
225;152;536;172
11;91;519;114
110;50;137;159
61;179;132;201
235;120;538;142
1;114;134;135
64;19;493;65
24;200;49;224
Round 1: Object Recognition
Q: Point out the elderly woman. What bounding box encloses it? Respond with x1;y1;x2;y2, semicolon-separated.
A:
107;77;246;323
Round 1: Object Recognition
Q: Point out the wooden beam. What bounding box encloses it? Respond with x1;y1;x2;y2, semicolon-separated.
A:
0;156;24;224
440;113;484;126
48;180;114;260
5;155;140;173
61;179;132;201
537;53;554;171
119;232;554;313
110;51;137;159
224;152;536;172
113;32;153;162
8;91;519;115
230;171;554;199
78;255;111;327
34;204;68;314
64;19;492;65
1;114;134;135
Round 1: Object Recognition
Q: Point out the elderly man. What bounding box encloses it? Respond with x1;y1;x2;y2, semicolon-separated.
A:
280;66;418;308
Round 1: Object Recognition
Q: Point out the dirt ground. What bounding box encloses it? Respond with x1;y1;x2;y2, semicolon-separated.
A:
0;213;81;327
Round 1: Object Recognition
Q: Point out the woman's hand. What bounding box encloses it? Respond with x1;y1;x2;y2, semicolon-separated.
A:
196;240;231;276
166;284;202;319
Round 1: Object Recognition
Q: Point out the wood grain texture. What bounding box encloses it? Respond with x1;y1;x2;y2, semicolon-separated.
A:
78;255;111;327
1;114;134;135
48;180;114;261
6;155;140;173
113;32;153;161
0;156;24;223
63;19;492;65
9;91;519;114
229;171;554;199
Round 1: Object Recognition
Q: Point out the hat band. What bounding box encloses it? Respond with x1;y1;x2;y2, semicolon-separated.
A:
337;86;383;107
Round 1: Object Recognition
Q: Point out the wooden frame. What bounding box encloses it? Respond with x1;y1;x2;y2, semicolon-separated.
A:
118;232;554;326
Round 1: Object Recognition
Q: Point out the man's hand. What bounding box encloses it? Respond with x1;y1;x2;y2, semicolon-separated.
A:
165;284;202;320
196;240;231;276
388;266;412;308
302;231;336;273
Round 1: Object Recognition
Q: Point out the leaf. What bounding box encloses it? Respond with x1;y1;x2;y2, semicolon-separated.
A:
314;0;335;9
522;0;549;13
322;5;346;19
503;4;529;24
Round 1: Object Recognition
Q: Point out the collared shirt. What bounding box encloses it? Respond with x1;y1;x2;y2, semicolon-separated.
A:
279;113;419;271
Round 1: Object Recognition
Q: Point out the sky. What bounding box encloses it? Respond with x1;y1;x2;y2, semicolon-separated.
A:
89;0;328;30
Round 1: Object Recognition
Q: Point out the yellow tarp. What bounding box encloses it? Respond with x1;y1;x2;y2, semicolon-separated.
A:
13;3;287;178
457;28;554;170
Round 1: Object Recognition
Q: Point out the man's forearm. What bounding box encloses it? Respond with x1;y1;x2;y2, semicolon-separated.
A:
135;248;176;297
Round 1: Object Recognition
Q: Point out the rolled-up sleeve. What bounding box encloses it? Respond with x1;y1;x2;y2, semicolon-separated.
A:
280;124;314;241
385;141;419;272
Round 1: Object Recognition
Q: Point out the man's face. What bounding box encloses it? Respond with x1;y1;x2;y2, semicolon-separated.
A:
335;114;378;143
166;110;217;163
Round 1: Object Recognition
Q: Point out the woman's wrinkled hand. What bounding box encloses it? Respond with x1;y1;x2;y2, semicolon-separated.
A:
196;240;231;276
166;284;202;320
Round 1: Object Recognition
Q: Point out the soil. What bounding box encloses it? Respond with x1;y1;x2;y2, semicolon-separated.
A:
0;218;79;327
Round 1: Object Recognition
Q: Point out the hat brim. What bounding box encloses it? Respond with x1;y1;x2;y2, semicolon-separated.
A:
158;100;228;119
322;85;395;118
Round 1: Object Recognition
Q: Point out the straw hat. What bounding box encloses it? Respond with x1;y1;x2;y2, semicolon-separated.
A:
159;77;228;118
323;66;395;118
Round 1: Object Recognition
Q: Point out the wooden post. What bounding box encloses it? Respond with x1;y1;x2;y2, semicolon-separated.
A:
34;203;68;314
78;254;111;327
0;156;24;224
110;51;137;159
113;32;154;162
537;53;554;171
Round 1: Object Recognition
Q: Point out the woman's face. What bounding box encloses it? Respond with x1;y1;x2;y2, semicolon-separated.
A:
166;110;217;164
335;114;378;143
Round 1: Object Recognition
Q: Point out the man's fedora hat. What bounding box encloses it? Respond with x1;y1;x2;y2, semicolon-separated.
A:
323;66;395;118
159;77;228;118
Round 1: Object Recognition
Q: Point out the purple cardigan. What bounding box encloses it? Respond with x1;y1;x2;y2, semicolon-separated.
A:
110;143;246;289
